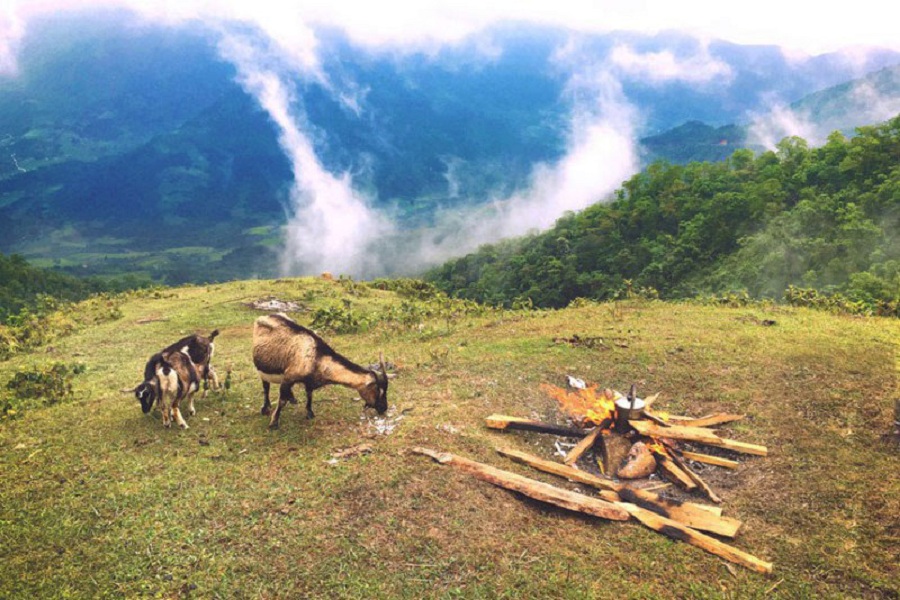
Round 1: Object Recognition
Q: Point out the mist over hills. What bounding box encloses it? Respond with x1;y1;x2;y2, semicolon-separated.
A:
0;9;898;283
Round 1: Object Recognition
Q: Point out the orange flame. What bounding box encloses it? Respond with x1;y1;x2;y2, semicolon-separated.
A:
647;441;668;456
541;383;617;427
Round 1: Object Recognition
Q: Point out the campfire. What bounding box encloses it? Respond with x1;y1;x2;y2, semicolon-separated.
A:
413;379;772;574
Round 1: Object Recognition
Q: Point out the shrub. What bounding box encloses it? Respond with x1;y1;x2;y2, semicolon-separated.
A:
2;362;86;419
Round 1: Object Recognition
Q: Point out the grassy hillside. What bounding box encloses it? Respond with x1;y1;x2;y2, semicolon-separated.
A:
0;278;898;598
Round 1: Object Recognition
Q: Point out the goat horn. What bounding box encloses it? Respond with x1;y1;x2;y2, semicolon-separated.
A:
379;351;387;375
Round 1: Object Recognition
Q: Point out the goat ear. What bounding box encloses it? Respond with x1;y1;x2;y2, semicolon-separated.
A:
121;387;137;395
386;373;397;380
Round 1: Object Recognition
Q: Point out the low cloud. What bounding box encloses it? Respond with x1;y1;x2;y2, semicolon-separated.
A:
376;68;639;275
219;28;393;277
749;79;900;150
609;43;733;85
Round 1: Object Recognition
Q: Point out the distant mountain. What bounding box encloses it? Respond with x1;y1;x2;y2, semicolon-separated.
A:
640;63;900;165
1;10;899;282
639;121;750;164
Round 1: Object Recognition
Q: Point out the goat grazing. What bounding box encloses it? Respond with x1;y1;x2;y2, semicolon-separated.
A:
133;349;200;428
129;329;219;427
252;313;389;429
160;329;220;401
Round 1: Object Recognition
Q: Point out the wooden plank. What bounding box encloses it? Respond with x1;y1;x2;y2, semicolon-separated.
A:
681;451;740;470
496;448;741;538
564;426;603;466
630;420;768;456
617;502;773;574
655;453;698;491
485;414;586;438
667;451;722;503
411;447;629;522
669;413;746;428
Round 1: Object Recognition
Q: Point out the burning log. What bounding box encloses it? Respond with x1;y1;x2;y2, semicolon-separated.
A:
630;420;768;456
652;448;698;491
411;447;629;521
596;430;632;474
496;447;742;538
668;413;746;428
666;450;723;504
642;409;671;427
564;426;602;466
485;415;587;438
616;502;773;574
680;450;740;470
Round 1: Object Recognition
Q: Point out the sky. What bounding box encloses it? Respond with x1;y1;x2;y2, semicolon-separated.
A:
3;0;900;276
5;0;900;59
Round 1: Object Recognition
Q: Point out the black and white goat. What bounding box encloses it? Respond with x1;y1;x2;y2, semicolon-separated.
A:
133;349;200;428
252;313;389;429
131;329;219;427
160;329;220;397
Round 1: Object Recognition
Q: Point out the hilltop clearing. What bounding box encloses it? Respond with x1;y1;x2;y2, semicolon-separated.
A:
0;278;897;598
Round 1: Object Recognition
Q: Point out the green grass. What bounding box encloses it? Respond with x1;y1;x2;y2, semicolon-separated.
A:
0;278;897;598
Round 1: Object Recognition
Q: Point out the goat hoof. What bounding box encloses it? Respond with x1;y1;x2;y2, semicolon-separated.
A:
306;411;315;419
261;406;271;416
180;423;189;430
189;408;196;416
268;422;280;430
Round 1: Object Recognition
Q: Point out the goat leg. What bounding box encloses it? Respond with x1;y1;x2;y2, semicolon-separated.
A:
172;397;189;429
268;383;294;430
305;383;315;419
260;381;272;416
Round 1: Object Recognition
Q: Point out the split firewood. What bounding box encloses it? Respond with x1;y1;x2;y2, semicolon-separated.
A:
667;450;722;503
630;420;768;456
496;448;741;537
668;413;746;428
642;409;671;427
411;447;769;573
616;502;772;574
411;447;629;521
564;425;603;466
485;415;587;438
642;392;660;408
597;430;632;474
653;450;698;491
680;450;740;470
640;481;672;492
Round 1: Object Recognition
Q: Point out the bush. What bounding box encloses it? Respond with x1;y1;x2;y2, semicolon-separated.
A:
311;303;371;334
2;362;86;419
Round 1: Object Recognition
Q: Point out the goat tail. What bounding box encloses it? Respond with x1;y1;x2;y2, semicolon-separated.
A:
208;329;220;341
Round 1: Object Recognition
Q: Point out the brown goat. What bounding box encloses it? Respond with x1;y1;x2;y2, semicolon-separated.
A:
252;313;389;429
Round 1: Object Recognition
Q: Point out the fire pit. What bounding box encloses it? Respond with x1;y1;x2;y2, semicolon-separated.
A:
411;379;773;573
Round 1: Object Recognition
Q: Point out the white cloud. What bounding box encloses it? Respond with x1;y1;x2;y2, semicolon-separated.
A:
609;44;732;84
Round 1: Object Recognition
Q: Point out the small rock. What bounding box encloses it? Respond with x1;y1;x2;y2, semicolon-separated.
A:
617;441;657;479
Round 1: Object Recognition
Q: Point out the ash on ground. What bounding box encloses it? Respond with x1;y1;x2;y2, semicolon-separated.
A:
244;297;307;312
361;407;404;436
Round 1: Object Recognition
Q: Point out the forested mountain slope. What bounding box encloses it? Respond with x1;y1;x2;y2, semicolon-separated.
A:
428;116;900;312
